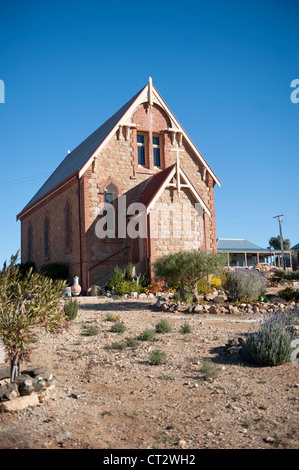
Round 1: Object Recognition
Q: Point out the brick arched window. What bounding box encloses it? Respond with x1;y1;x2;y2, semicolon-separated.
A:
65;200;72;251
27;223;33;262
44;214;50;259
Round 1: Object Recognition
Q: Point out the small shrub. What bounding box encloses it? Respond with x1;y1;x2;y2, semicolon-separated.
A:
126;337;140;348
200;358;218;380
197;278;213;295
241;312;296;366
64;299;78;321
81;324;100;336
180;323;191;334
155;319;172;334
278;287;299;302
106;313;121;322
107;266;124;291
147;279;165;294
105;341;127;350
138;273;149;288
150;349;167;365
210;276;223;289
111;322;127;334
138;329;156;341
114;280;144;295
40;262;69;281
224;270;267;302
172;289;194;304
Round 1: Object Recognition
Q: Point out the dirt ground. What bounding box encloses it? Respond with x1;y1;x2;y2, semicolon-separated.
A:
0;295;298;450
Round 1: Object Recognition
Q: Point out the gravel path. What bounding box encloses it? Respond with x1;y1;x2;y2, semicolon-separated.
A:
0;297;298;449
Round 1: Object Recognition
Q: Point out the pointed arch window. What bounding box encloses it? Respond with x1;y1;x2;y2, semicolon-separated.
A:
104;182;119;237
44;214;50;259
65;200;72;251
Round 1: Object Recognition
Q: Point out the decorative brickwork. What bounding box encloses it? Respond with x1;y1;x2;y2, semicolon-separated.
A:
18;81;219;292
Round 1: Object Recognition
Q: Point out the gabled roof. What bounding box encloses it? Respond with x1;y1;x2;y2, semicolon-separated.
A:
17;78;220;220
217;238;269;252
137;163;211;216
292;243;299;250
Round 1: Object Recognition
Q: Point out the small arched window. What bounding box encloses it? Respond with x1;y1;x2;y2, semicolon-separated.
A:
65;201;72;251
27;224;32;262
44;214;50;259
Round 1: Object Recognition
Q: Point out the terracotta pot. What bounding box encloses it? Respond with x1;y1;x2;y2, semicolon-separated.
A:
71;276;81;296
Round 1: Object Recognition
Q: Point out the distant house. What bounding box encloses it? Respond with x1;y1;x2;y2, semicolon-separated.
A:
291;243;299;268
17;78;220;292
217;238;292;269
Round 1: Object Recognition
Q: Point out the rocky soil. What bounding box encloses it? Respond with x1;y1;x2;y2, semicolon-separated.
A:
0;293;298;450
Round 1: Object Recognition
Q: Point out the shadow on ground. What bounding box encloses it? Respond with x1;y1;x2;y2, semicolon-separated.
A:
78;301;155;312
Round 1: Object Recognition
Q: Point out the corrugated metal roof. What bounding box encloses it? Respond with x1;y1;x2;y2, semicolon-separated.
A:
217;238;269;252
18;87;144;216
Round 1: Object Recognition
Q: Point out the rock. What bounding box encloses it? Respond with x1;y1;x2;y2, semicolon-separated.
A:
15;374;34;396
130;292;139;299
213;295;227;304
263;436;275;444
193;304;203;313
0;393;40;412
90;285;101;296
162;303;170;311
178;439;187;447
155;300;165;309
0;382;20;401
209;305;220;315
188;305;194;313
138;293;147;299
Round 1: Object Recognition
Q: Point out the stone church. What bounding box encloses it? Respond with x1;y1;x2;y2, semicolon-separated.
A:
17;79;220;292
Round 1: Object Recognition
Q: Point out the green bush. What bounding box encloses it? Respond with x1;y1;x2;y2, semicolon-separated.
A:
105;341;127;350
241;312;296;366
278;287;299;302
224;270;267;302
64;299;78;321
81;324;100;336
114;280;144;295
180;323;191;334
110;322;127;334
138;329;156;341
126;337;140;348
154;250;227;296
150;349;167;365
274;270;299;281
155;319;172;334
106;313;122;322
40;262;69;281
200;358;218;380
107;266;123;291
172;289;194;304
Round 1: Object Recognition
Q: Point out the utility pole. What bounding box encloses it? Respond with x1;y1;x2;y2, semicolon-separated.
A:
273;214;286;270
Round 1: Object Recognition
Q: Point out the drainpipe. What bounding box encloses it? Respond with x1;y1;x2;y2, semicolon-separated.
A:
77;174;83;288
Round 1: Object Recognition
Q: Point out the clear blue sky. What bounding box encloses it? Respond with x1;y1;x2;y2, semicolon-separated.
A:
0;0;298;266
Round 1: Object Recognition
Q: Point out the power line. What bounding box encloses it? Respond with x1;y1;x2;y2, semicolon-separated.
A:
0;172;51;190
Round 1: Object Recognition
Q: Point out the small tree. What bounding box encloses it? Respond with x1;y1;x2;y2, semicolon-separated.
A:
154;250;226;299
269;236;291;251
0;253;67;382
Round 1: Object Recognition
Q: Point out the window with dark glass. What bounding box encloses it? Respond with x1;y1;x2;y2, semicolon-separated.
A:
44;215;49;258
65;201;71;251
137;134;145;165
153;136;161;167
